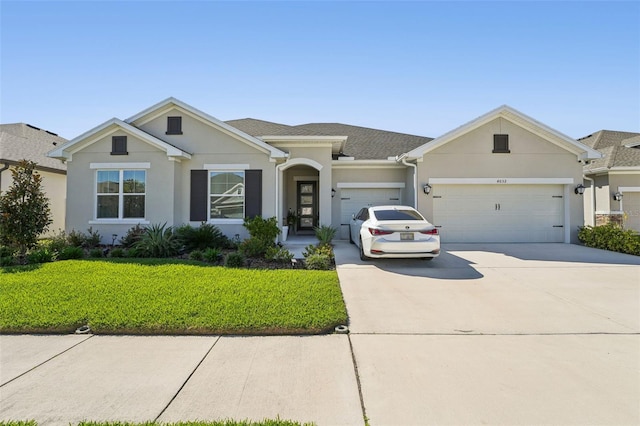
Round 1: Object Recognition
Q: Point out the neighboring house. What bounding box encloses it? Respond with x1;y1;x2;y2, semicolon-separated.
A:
48;98;600;245
578;130;640;233
0;123;67;236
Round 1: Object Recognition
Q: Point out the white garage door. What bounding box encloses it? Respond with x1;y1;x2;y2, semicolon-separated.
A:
624;192;640;233
339;188;402;239
432;184;565;243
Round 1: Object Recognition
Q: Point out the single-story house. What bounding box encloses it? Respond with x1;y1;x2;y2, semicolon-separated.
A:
48;98;601;244
1;123;67;236
579;130;640;233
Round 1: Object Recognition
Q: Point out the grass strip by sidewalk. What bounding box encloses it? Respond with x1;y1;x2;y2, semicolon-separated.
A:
0;259;347;335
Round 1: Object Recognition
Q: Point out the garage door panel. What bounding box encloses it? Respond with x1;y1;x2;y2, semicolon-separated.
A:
624;193;640;233
433;184;564;243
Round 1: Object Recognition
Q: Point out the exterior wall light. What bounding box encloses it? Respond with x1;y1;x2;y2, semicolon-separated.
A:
423;183;432;195
613;192;623;202
331;188;336;198
574;184;585;195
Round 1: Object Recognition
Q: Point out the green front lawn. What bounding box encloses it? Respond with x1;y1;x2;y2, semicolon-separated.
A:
0;259;347;335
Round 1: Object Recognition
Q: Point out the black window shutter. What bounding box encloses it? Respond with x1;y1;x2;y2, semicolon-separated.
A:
244;169;262;218
167;117;182;135
111;136;128;155
190;170;208;221
493;134;510;153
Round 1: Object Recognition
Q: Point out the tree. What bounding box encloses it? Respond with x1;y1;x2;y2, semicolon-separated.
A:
0;160;52;255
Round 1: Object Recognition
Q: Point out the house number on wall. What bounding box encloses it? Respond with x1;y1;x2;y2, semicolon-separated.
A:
496;179;507;184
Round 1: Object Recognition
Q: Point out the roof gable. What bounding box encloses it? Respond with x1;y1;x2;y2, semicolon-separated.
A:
405;105;602;161
47;118;191;161
126;98;287;159
581;130;640;172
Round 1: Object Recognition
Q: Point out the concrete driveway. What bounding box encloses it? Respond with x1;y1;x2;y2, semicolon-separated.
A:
336;242;640;425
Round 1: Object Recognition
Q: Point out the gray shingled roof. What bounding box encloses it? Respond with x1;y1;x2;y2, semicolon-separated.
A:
579;130;640;171
226;118;433;160
0;123;67;172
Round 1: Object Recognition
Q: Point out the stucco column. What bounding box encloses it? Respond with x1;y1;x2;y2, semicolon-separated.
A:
319;166;332;227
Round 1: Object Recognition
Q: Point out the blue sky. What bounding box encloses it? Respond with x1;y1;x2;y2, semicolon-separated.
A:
1;1;638;140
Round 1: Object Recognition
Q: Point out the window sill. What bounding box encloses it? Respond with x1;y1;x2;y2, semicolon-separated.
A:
89;219;150;225
166;132;183;135
492;150;511;154
208;219;244;225
110;152;129;155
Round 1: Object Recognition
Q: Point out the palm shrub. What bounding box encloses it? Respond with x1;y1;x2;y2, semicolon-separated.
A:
314;225;337;246
133;223;180;258
175;223;229;251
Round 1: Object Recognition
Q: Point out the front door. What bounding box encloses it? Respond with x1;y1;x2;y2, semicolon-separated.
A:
297;181;317;231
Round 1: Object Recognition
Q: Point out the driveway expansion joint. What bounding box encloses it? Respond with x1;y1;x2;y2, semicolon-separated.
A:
347;334;368;426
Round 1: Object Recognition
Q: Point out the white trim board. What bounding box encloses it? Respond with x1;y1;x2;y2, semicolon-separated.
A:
204;164;250;170
90;162;151;169
619;187;640;192
337;182;406;189
428;178;574;185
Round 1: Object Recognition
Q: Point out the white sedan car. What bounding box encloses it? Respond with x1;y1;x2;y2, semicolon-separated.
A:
349;205;440;260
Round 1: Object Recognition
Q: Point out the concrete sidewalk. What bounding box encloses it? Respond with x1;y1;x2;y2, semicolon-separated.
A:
1;335;362;425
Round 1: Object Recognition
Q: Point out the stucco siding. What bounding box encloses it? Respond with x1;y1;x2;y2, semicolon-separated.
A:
65;132;175;244
415;119;585;243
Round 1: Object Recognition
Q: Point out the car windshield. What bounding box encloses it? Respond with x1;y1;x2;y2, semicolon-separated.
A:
373;209;425;221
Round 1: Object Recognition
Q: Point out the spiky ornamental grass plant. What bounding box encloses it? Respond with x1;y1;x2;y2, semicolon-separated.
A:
0;160;52;256
133;223;180;258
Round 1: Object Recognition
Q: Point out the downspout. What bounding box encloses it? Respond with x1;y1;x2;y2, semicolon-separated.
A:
0;163;10;194
583;175;595;226
275;158;289;242
396;154;418;208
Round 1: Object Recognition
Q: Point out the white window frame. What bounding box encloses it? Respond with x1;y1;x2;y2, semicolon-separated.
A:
90;168;148;225
208;169;245;224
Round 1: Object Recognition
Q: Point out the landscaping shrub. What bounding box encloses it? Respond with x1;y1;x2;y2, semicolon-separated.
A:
189;249;204;261
46;230;70;254
239;237;270;258
84;227;102;249
225;251;246;268
302;243;335;260
119;224;146;248
244;216;280;244
89;248;104;258
134;223;180;258
314;225;337;246
26;248;54;264
125;247;142;258
0;245;15;258
203;247;222;263
578;224;640;255
109;247;125;258
265;246;294;263
0;255;16;267
305;253;332;270
175;223;229;251
58;246;84;260
67;229;87;247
